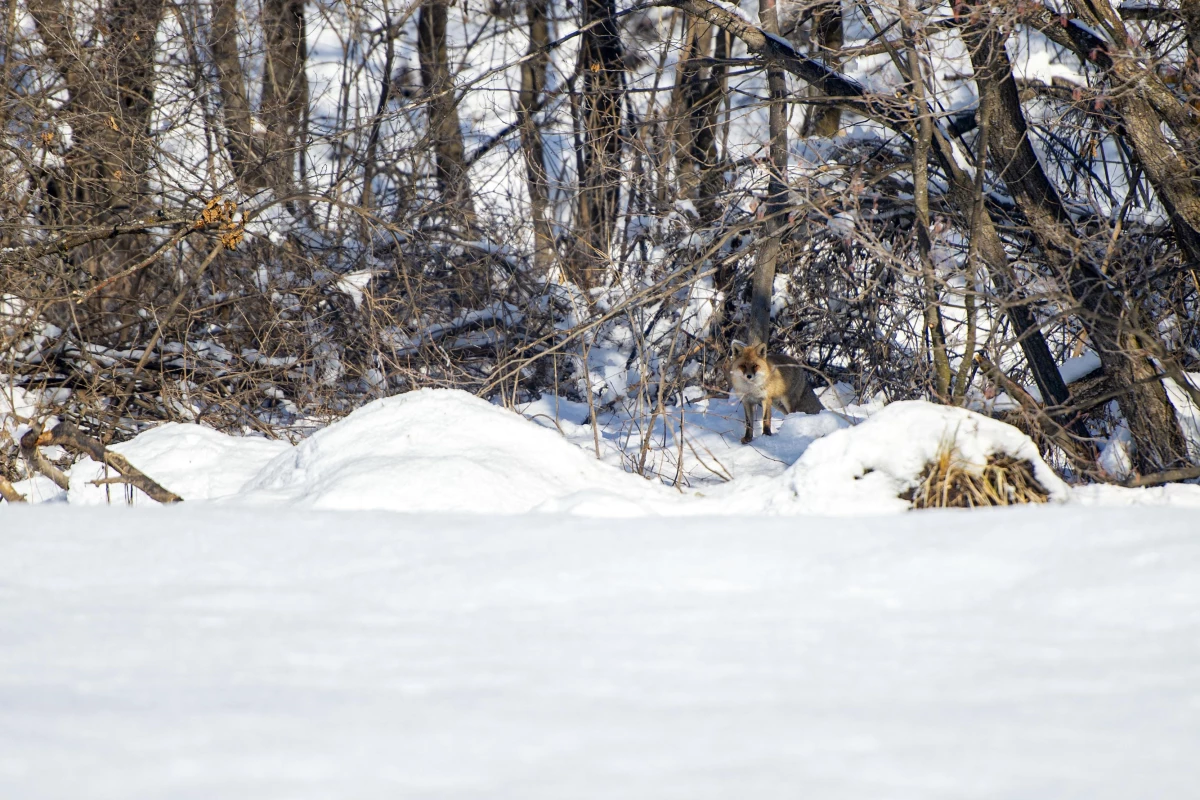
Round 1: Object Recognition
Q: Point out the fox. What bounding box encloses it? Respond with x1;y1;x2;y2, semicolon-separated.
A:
728;340;823;444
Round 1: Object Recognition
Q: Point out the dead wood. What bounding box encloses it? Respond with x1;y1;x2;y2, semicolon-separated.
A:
1123;465;1200;488
0;477;25;503
35;422;183;504
19;424;71;491
907;447;1050;509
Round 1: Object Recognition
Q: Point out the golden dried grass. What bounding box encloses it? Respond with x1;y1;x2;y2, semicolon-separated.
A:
906;441;1050;509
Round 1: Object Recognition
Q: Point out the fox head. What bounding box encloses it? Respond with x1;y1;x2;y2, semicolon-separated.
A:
730;341;769;387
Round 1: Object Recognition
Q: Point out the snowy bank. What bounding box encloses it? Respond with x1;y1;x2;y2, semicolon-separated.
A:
9;389;1199;513
726;400;1070;515
238;389;677;515
67;422;290;505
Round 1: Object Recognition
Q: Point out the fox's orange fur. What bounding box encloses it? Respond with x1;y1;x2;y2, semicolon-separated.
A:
728;341;823;443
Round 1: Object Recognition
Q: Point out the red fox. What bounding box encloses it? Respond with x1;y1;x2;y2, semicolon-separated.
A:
728;341;823;443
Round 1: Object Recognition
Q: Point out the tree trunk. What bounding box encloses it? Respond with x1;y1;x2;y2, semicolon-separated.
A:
749;0;787;346
800;0;842;138
964;18;1189;472
211;0;271;192
900;1;951;399
261;0;308;199
518;0;555;276
572;0;623;288
29;0;167;342
419;0;476;229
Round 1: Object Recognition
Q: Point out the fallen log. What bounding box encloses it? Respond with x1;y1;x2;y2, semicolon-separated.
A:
32;422;183;504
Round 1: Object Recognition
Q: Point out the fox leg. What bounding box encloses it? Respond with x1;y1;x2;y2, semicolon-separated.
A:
742;400;755;444
762;401;773;436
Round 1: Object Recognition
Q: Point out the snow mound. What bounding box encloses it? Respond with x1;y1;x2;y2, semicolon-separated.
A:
68;423;291;504
745;400;1070;515
238;389;674;515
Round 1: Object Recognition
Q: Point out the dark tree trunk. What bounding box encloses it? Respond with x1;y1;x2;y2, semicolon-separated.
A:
261;0;308;198
211;0;271;192
572;0;623;288
749;0;787;346
800;0;843;138
419;0;475;228
29;0;167;342
964;19;1190;472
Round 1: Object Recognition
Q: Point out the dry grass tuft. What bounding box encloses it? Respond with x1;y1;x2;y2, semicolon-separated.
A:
906;442;1050;509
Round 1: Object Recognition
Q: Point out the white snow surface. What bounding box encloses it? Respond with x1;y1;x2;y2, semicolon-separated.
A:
238;389;673;516
5;389;1200;796
68;423;291;505
728;401;1070;515
1;504;1198;797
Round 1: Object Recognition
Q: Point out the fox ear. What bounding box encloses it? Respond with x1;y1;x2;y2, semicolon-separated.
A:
753;343;767;358
731;339;747;353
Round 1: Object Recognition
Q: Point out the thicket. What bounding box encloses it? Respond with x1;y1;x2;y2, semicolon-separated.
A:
2;0;1199;489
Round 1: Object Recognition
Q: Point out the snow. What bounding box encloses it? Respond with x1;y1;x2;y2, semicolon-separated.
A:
1;503;1199;797
11;388;1200;512
725;400;1070;515
238;389;674;515
709;0;752;24
5;389;1200;795
68;423;291;505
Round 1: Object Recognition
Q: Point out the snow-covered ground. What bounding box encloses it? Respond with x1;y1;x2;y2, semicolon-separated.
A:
3;389;1200;796
1;504;1198;798
11;387;1199;511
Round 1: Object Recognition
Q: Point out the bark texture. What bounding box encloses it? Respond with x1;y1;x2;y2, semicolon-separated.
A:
572;0;624;288
518;0;555;275
419;0;476;228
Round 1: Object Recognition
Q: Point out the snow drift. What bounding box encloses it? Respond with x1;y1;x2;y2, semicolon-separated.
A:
728;401;1070;515
238;389;675;515
9;389;1198;513
67;422;290;505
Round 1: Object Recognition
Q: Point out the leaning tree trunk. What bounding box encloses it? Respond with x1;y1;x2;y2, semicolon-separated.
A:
1030;3;1200;264
572;0;623;289
800;0;843;138
418;0;476;229
963;17;1190;473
